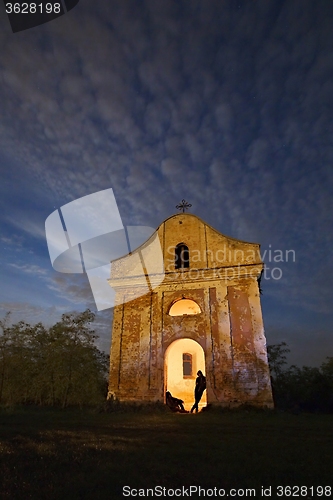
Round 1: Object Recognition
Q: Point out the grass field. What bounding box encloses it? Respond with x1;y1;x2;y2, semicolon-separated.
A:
0;406;332;499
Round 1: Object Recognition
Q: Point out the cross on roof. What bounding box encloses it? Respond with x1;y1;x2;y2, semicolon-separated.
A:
176;200;192;213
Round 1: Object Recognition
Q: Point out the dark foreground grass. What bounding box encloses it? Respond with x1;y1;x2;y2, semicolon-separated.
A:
0;406;332;499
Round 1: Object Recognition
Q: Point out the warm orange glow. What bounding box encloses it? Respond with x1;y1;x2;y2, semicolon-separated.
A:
169;299;201;316
164;338;207;411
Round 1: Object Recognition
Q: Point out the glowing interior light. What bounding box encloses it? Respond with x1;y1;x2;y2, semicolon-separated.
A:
165;338;207;411
169;299;201;316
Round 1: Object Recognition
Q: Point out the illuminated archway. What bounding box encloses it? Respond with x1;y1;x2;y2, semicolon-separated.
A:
164;338;207;411
169;298;201;316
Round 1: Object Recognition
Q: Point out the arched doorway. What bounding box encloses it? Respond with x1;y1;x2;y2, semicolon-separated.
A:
164;338;207;411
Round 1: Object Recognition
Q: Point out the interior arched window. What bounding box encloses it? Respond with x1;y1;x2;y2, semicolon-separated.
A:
183;353;192;377
175;243;189;269
169;298;201;316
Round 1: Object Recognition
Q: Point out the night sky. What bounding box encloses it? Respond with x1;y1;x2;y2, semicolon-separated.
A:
1;0;332;367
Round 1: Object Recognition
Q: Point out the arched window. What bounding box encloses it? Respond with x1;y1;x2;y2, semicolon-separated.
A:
175;243;189;269
183;353;192;377
169;298;201;316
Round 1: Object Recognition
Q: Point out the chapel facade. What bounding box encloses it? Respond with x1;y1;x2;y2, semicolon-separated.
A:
107;213;273;409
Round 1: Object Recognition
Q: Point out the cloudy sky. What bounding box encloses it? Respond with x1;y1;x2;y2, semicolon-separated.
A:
0;0;332;366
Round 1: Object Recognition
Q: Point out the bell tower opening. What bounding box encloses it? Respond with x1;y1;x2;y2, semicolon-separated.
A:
164;338;207;411
175;243;189;269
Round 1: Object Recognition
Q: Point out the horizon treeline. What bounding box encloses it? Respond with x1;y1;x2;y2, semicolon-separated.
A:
0;309;109;407
267;342;333;412
1;310;333;412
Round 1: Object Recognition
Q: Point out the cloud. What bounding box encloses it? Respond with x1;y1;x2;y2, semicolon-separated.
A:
5;214;46;240
44;272;94;306
1;235;23;247
8;263;48;275
0;301;112;353
0;0;333;366
0;302;66;327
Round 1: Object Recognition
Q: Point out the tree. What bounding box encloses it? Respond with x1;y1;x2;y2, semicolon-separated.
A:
0;312;11;404
267;342;290;379
0;310;109;407
267;343;333;412
48;309;109;407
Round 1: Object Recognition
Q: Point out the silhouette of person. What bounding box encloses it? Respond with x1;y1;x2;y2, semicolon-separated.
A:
191;370;206;413
165;391;188;413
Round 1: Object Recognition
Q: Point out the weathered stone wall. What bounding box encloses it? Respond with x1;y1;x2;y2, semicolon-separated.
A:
108;213;273;408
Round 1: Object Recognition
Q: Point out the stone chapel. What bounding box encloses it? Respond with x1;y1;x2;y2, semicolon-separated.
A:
107;212;273;409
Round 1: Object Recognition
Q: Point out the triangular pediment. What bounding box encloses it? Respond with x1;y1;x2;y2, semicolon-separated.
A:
109;213;263;291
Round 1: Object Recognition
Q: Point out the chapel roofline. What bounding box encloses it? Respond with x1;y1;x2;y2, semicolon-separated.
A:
111;212;261;264
157;212;261;247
